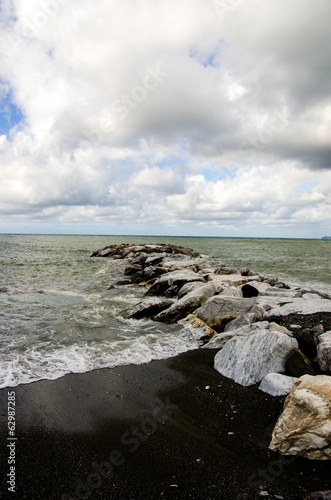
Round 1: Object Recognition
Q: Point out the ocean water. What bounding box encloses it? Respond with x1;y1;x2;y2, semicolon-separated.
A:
0;234;330;388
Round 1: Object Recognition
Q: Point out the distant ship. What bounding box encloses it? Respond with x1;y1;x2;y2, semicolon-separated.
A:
322;236;331;240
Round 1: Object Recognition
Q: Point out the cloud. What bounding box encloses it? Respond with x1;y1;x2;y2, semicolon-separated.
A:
0;0;330;236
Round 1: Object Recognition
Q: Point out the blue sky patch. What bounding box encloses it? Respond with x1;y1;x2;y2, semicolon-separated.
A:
295;181;317;191
189;42;223;68
0;89;24;135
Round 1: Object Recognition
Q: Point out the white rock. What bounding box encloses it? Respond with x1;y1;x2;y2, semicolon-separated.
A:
203;321;269;349
214;330;298;386
265;294;331;317
317;331;331;371
269;375;331;460
259;373;298;396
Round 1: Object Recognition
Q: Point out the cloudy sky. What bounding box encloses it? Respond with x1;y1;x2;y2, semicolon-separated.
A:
0;0;331;237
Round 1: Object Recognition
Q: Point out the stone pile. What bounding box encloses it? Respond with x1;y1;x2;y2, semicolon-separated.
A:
92;243;331;460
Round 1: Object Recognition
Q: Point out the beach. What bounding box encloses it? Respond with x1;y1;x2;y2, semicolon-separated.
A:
1;347;330;500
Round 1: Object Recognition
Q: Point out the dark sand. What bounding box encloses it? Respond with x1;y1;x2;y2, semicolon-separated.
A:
0;348;330;500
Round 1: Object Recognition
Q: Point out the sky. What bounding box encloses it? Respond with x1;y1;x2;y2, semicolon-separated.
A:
0;0;331;238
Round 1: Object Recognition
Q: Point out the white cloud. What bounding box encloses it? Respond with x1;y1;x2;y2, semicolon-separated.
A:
0;0;331;236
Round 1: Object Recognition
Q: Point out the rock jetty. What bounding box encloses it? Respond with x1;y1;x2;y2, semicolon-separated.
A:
92;243;331;460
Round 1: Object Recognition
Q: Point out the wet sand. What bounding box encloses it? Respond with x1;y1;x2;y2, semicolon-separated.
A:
0;348;330;500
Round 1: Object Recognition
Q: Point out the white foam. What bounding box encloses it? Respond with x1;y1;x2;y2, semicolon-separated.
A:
0;326;200;388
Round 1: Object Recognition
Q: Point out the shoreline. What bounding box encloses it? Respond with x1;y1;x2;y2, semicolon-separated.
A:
0;348;330;499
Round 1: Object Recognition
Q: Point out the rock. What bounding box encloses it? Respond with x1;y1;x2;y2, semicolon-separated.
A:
114;280;131;286
259;373;298;396
144;253;167;266
181;314;217;342
312;324;325;337
317;332;331;371
124;263;143;276
194;296;257;323
214;330;298;386
295;328;318;361
265;294;331;317
206;315;238;333
91;243;200;259
305;492;331;500
145;270;206;297
0;287;8;292
168;259;202;272
269;375;331;460
178;281;206;299
125;297;174;320
223;312;258;332
154;282;216;323
285;348;316;377
204;321;269;349
218;286;243;298
269;322;293;337
242;281;271;298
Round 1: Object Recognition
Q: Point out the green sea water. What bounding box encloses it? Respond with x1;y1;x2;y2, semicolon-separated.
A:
0;234;330;388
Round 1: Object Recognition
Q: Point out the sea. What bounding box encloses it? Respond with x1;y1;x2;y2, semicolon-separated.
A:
0;234;330;389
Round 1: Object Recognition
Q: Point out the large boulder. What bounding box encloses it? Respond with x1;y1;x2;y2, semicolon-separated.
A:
214;330;298;386
269;375;331;460
194;296;257;323
259;373;299;396
203;321;269;349
125;297;174;320
317;332;331;372
154;282;216;323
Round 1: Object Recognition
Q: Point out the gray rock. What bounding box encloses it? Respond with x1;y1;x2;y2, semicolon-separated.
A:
144;253;167;266
218;286;243;298
317;331;331;371
154;282;216;323
259;373;298;396
145;270;206;296
125;297;174;319
214;330;298;386
194;296;257;323
223;312;258;332
178;281;206;299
